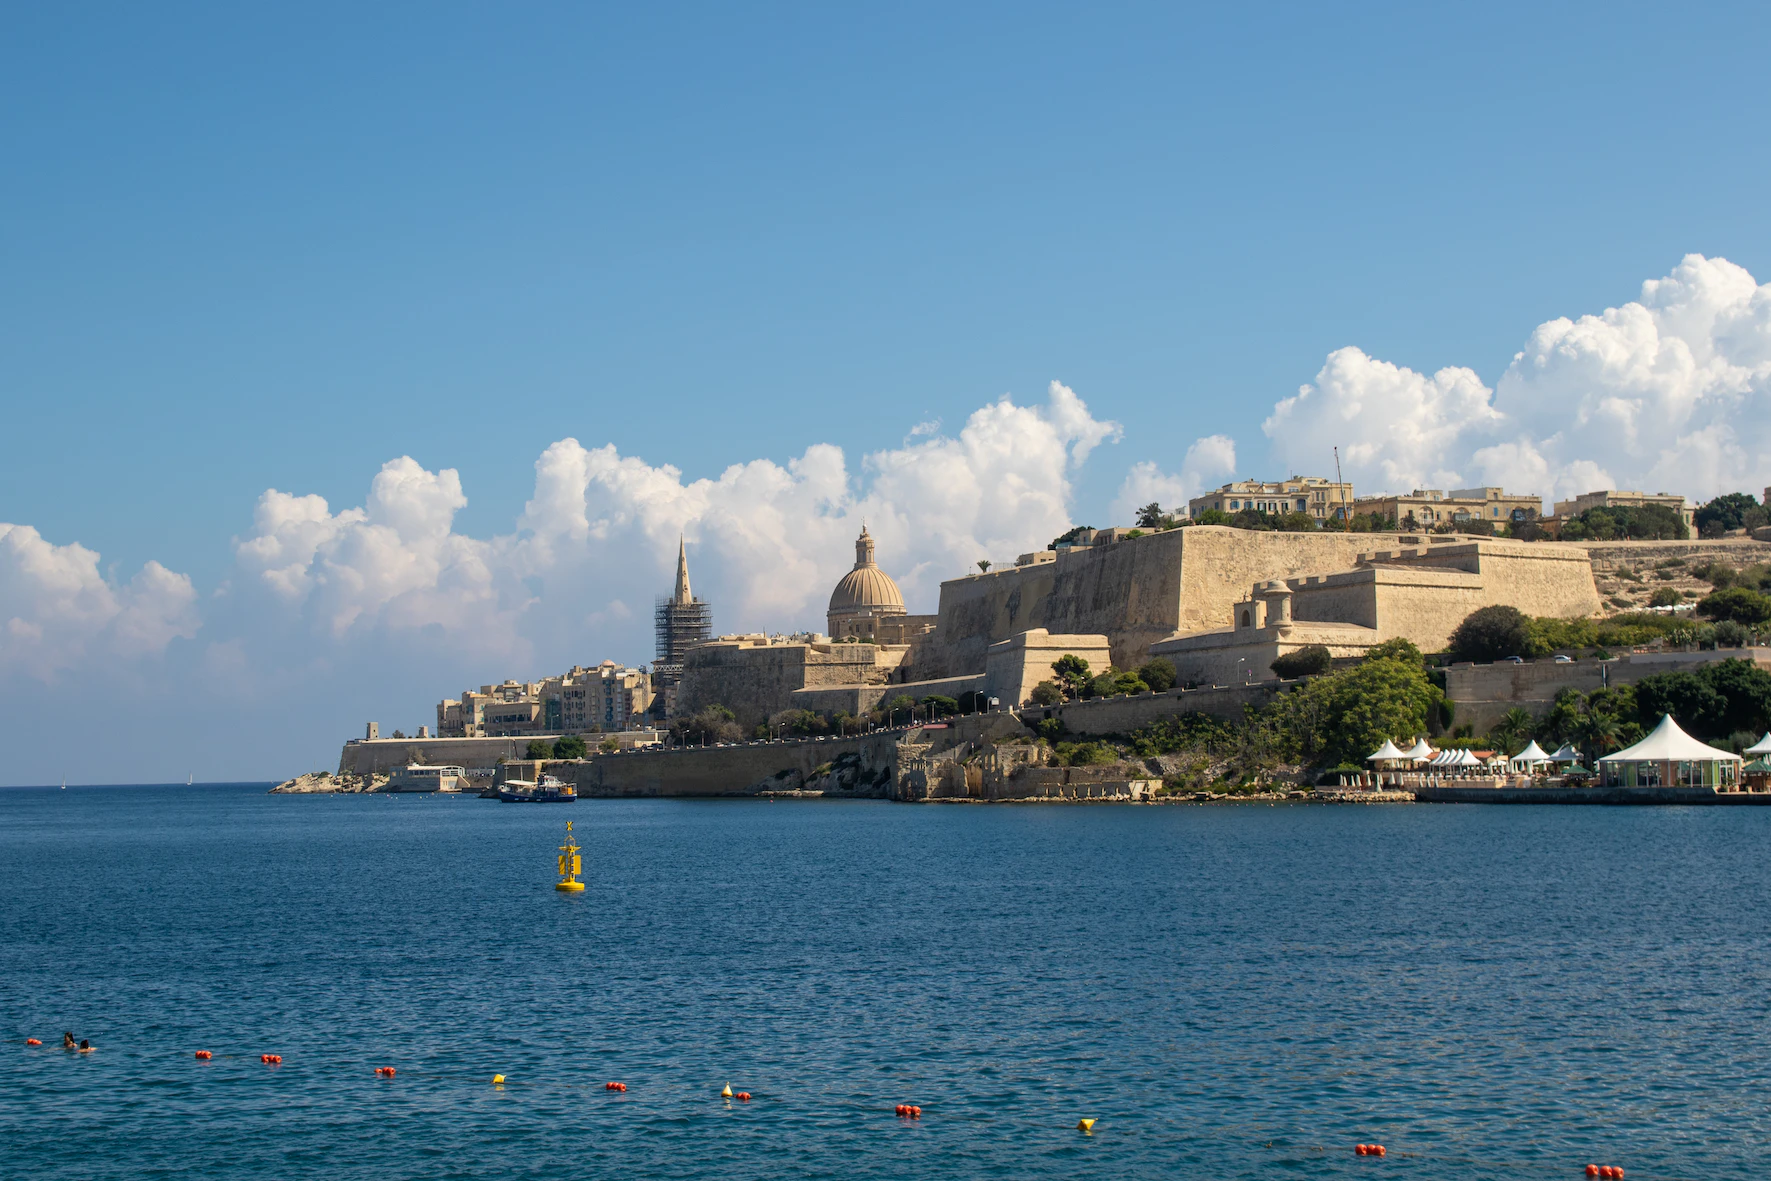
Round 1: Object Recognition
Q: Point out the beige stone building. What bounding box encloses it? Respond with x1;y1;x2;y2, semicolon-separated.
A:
1352;487;1541;529
827;526;937;643
437;663;653;738
1188;477;1355;522
1147;538;1600;686
1551;489;1693;531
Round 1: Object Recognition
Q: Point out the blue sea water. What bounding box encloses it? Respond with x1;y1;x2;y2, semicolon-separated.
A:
3;786;1769;1179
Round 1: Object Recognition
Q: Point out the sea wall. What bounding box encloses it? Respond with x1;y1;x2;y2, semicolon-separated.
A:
338;735;557;776
564;730;906;797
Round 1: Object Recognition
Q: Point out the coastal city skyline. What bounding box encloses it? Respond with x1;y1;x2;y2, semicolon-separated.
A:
5;4;1771;788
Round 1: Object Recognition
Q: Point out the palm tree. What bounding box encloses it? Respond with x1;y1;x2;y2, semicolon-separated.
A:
1489;707;1534;754
1574;712;1620;763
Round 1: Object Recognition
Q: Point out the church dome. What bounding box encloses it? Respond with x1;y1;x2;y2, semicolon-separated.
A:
828;526;906;615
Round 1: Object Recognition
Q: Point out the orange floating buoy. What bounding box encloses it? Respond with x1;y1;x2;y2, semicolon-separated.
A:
194;1050;211;1060
1586;1167;1599;1178
736;1091;751;1101
1355;1145;1368;1155
911;1105;922;1118
26;1039;42;1046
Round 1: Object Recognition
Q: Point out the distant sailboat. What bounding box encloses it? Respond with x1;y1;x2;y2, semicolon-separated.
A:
187;773;193;786
59;775;65;791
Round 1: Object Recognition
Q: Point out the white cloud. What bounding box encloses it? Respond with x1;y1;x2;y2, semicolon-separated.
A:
1262;254;1771;507
1108;434;1238;524
0;523;197;679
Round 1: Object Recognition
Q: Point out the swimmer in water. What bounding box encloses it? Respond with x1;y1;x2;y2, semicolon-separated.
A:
62;1032;76;1050
78;1040;93;1052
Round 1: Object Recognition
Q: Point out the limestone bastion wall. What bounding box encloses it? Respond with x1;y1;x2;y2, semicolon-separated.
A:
338;735;552;776
566;729;905;796
1445;648;1771;733
923;527;1438;676
675;641;902;725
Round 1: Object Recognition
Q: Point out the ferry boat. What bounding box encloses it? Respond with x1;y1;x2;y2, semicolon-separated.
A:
388;764;466;793
497;774;577;803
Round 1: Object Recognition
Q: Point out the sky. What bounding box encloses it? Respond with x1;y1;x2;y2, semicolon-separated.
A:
5;2;1771;784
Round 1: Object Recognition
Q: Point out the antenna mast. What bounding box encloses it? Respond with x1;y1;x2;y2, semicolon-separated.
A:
1333;447;1351;532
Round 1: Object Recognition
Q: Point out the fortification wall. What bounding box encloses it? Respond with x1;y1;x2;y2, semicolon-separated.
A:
926;527;1425;676
675;642;902;725
1020;680;1295;736
1444;648;1771;732
566;731;905;797
790;674;985;717
1581;537;1771;572
338;735;556;775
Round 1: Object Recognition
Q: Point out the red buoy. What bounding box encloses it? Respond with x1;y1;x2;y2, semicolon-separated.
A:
1586;1168;1599;1178
911;1105;922;1118
194;1050;211;1060
1372;1145;1386;1156
26;1039;42;1046
736;1091;751;1101
1355;1145;1368;1155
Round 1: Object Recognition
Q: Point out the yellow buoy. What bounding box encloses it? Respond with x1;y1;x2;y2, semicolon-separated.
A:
1077;1118;1096;1132
492;1074;505;1084
721;1083;734;1098
556;821;585;892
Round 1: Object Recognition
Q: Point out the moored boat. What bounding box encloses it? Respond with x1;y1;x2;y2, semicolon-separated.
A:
498;774;576;803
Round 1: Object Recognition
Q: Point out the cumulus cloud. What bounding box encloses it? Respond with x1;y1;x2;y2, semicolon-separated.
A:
0;523;198;679
227;381;1122;673
1263;254;1771;508
1108;435;1238;524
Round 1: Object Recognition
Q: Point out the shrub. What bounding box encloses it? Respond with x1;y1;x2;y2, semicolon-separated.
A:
919;695;959;718
1448;605;1531;662
524;740;553;760
1029;681;1064;706
1271;645;1333;679
1697;587;1771;626
599;736;621;754
1136;658;1177;693
1649;587;1681;607
552;735;588;760
1054;741;1117;767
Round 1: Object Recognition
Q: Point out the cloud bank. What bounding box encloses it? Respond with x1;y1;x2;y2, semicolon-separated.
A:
1262;254;1771;507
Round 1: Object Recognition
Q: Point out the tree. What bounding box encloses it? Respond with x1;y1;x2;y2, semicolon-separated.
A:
1713;620;1752;648
1696;492;1763;537
1051;654;1093;699
1366;638;1424;666
1489;707;1535;754
1193;508;1231;526
1268;654;1445;767
598;736;621;754
1135;502;1164;529
524;739;553;760
1029;681;1064;706
1448;605;1532;662
1049;525;1093;550
1697;587;1771;626
919;695;960;718
1270;645;1332;679
977;559;992;573
1136;658;1177;693
668;704;743;745
1649;586;1681;607
552;735;588;760
1633;671;1727;737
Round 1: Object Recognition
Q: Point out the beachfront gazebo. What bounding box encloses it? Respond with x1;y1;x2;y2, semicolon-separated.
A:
1745;732;1771;759
1402;738;1435;762
1366;739;1407;766
1548;743;1582;763
1597;715;1741;789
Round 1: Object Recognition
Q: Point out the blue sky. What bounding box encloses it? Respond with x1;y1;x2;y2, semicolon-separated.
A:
4;3;1771;782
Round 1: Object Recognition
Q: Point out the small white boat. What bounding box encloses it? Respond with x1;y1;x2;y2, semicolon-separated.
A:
498;774;576;803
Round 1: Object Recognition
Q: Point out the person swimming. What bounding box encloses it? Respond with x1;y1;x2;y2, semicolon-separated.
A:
62;1032;75;1050
78;1040;93;1052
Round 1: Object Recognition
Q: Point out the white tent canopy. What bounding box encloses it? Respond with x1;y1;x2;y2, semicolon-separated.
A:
1511;740;1552;766
1598;715;1742;764
1366;739;1407;762
1549;743;1581;762
1745;732;1771;756
1402;739;1435;761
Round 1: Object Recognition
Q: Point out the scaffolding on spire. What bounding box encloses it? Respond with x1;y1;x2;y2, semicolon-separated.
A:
653;537;711;711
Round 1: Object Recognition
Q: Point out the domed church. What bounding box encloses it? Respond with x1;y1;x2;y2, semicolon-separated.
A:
828;525;914;642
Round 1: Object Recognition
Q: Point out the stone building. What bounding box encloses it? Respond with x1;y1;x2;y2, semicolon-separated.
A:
543;662;653;733
827;526;937;643
1353;487;1542;529
1551;489;1693;531
1188;477;1355;522
653;538;713;711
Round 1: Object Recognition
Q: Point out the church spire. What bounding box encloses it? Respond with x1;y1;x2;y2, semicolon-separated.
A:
854;524;876;569
673;535;692;604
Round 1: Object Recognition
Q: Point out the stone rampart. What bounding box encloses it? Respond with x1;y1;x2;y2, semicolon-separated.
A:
338;735;558;776
565;730;906;797
790;674;985;716
1444;648;1771;733
1020;681;1295;736
1580;537;1771;572
675;639;905;725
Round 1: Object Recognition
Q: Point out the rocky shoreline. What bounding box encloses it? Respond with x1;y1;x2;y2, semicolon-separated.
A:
270;771;388;793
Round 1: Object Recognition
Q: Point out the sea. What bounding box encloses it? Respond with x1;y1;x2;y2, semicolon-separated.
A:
3;784;1768;1180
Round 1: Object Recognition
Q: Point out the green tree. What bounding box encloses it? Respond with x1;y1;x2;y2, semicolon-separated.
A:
1268;655;1444;767
919;695;960;718
599;735;621;754
1271;645;1332;679
1366;637;1425;666
1135;502;1164;528
1649;586;1681;607
1193;508;1231;526
1448;605;1531;662
977;559;992;573
1029;681;1064;706
1049;525;1092;550
669;704;743;745
1695;492;1764;537
1136;658;1177;693
1488;707;1535;754
1051;654;1093;699
1697;586;1771;625
524;739;553;760
1633;671;1726;737
552;734;588;760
